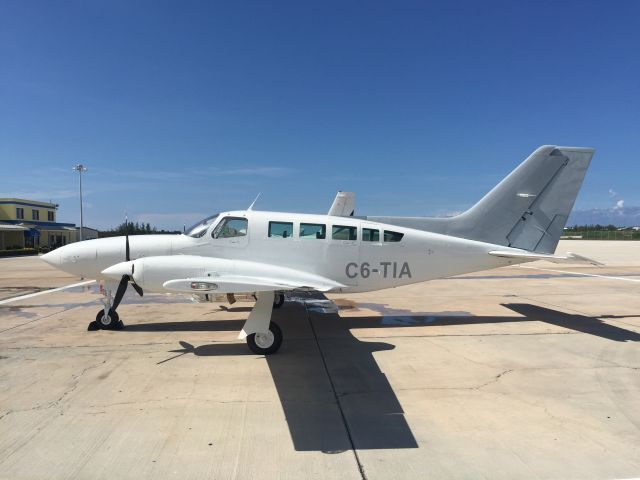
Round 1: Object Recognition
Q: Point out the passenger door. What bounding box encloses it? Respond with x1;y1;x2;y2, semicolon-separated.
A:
328;223;358;287
359;222;385;289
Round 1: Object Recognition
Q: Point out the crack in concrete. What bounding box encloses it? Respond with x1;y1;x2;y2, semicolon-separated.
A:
1;359;107;420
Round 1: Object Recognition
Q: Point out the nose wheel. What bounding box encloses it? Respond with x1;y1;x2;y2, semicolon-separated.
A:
89;308;124;331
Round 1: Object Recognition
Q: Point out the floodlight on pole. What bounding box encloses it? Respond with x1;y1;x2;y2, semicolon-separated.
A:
73;164;88;241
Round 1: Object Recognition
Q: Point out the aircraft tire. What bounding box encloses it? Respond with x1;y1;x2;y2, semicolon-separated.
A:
246;321;282;355
95;309;120;330
273;293;285;309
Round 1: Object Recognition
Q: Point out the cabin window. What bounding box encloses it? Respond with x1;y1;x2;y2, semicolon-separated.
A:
384;230;404;242
16;207;24;219
362;228;380;242
332;225;357;241
213;217;248;238
48;211;55;221
269;221;294;238
32;210;40;221
300;223;326;239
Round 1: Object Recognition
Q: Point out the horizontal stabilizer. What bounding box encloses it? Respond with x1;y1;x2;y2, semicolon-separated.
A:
489;250;603;266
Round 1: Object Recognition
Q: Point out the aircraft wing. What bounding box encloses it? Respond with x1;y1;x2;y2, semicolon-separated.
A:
163;274;343;294
488;250;603;266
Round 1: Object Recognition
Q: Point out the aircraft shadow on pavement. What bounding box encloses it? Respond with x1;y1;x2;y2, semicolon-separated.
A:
139;298;639;452
129;300;640;343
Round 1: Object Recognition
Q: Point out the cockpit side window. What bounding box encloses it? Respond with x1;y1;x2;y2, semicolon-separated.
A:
212;217;248;239
185;213;219;238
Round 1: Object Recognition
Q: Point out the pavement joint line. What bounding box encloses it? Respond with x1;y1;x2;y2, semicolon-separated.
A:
0;280;96;305
519;265;640;283
304;299;368;480
344;331;579;339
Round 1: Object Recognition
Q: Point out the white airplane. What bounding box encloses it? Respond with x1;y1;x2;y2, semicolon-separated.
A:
42;145;598;355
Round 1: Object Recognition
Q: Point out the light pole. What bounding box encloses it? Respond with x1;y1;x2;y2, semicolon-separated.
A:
73;164;88;241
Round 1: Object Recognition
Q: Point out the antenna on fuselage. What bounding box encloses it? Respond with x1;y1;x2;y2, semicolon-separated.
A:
247;193;261;211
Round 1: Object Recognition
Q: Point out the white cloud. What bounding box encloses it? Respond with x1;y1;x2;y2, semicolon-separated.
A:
569;204;640;226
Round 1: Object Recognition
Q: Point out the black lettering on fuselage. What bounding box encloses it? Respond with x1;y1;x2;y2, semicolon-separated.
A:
346;262;358;279
399;261;411;278
380;261;391;277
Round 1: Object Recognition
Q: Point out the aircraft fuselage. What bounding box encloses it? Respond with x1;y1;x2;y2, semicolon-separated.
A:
43;209;522;294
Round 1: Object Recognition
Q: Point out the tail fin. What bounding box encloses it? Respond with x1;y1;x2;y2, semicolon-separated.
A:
328;191;355;217
368;146;594;254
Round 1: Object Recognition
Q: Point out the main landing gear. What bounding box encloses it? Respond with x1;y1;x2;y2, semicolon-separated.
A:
239;290;283;355
246;321;282;355
273;292;285;309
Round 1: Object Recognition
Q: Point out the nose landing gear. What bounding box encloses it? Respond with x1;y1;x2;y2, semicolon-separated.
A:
88;280;127;331
91;308;122;330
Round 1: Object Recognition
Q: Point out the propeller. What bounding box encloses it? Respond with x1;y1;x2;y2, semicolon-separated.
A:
109;216;143;313
124;217;143;296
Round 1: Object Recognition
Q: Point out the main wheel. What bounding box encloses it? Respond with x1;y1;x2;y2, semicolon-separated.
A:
273;293;285;309
95;309;120;330
246;321;283;355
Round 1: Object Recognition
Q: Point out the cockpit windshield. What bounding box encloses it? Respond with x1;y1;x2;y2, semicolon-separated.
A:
185;214;220;238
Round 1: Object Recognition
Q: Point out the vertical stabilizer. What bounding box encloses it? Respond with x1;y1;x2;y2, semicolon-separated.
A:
368;146;594;253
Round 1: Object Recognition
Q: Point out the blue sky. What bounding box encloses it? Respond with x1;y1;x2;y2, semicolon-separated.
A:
1;0;639;229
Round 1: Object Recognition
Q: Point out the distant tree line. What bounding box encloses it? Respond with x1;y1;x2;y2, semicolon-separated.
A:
565;224;637;231
98;221;180;238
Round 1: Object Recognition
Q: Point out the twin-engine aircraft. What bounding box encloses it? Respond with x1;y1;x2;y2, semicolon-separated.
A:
42;146;597;355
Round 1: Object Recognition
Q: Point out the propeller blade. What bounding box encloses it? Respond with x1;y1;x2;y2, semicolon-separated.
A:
124;214;131;261
111;275;129;311
131;282;143;297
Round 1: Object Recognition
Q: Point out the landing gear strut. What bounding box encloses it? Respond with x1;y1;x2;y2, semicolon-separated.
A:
88;280;127;331
239;290;283;355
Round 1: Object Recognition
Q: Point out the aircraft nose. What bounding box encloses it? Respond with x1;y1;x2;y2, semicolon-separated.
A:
40;242;97;276
41;249;61;266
